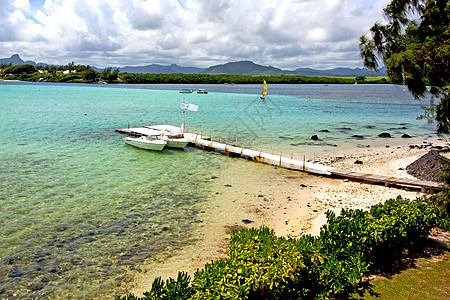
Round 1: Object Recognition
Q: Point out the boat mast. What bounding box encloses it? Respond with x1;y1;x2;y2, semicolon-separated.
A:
182;109;186;132
181;98;187;133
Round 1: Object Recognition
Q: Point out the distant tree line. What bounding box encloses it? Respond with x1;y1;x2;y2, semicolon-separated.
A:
119;73;387;84
0;63;389;85
0;63;119;83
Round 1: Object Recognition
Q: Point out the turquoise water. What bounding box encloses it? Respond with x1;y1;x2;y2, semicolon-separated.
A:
0;82;436;298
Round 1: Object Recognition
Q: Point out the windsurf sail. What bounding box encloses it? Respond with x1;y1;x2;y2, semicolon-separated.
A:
262;80;267;98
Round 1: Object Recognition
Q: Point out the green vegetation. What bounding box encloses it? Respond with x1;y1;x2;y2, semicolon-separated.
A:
429;166;450;231
359;0;450;135
0;62;100;83
0;62;389;85
117;197;442;299
118;73;388;85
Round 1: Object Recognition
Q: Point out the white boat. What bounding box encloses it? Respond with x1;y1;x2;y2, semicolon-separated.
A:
146;125;183;137
124;136;167;151
197;89;208;94
179;88;194;93
163;136;189;148
146;125;189;149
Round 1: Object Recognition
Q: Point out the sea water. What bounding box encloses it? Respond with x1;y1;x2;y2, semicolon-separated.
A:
0;82;436;298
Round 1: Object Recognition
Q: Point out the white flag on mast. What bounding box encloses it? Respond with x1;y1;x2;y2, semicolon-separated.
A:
180;102;199;112
187;103;199;112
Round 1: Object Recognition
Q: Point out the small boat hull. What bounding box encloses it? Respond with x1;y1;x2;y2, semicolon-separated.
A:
165;138;189;149
124;137;166;151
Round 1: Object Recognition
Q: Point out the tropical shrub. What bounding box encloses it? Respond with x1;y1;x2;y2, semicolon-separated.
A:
118;272;193;300
429;166;450;231
191;227;309;299
117;197;438;300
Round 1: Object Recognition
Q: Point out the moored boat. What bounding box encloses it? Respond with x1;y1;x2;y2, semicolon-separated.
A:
124;136;166;151
179;89;194;93
197;89;208;94
146;125;189;149
164;137;189;148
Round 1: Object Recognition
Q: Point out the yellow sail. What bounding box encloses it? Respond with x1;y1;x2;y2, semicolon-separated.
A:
262;80;267;98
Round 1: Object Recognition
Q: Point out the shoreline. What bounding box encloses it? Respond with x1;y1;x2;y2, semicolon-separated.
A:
129;136;448;296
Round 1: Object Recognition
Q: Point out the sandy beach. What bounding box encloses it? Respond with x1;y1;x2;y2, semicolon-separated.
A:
130;136;448;296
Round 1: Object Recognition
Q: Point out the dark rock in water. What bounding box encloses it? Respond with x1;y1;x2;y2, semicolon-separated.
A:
8;266;24;278
351;135;365;140
119;254;134;261
224;184;232;187
242;219;253;224
401;134;412;138
311;135;319;140
354;160;363;164
319;129;329;132
29;282;46;292
378;132;392;138
56;225;68;232
291;141;338;147
364;125;376;129
336;127;352;131
279;136;294;140
70;257;83;265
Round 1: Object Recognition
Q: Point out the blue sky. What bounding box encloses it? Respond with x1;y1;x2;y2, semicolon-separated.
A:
0;0;391;69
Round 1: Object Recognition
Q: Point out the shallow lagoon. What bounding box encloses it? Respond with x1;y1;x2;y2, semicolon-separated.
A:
0;82;436;298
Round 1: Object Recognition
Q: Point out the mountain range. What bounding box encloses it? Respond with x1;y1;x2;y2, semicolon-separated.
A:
1;54;386;77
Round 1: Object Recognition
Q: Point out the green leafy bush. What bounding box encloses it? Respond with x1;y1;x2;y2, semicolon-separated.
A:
429;166;450;231
117;197;438;299
117;272;193;300
191;227;309;299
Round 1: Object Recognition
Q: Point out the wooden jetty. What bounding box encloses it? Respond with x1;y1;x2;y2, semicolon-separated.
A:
116;126;442;192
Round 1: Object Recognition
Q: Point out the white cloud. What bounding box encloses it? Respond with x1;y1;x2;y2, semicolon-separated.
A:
0;0;391;69
14;0;31;12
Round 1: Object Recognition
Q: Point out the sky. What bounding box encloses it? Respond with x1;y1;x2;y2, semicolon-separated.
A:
0;0;391;69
